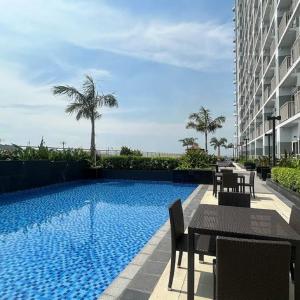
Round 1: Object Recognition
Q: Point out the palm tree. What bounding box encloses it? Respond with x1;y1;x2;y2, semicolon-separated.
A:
226;143;235;159
186;107;225;152
179;137;198;150
53;75;118;165
210;137;227;157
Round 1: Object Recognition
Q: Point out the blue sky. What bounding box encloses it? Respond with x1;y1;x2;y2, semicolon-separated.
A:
0;0;234;154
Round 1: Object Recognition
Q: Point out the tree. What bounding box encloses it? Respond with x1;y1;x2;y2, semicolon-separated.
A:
179;137;198;150
226;143;235;159
210;137;228;157
186;107;225;153
53;75;118;165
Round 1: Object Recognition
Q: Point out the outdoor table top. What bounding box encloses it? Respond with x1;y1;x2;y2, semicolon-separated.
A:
189;204;300;244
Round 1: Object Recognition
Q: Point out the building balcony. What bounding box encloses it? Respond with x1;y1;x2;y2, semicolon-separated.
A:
271;75;277;94
264;86;271;102
291;35;300;64
295;90;300;114
280;100;295;122
279;56;292;81
263;56;270;72
256;124;263;137
270;38;276;57
265;119;272;132
278;10;292;41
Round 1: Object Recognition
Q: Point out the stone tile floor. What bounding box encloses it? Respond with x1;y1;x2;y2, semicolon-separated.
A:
150;172;295;300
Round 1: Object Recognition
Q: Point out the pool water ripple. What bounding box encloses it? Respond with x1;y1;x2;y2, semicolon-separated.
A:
0;180;196;299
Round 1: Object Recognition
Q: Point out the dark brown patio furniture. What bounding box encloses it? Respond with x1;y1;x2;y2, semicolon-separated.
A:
213;172;222;196
290;205;300;281
240;171;255;198
218;191;250;208
221;173;238;192
220;169;233;173
213;236;291;300
187;204;300;300
168;200;215;290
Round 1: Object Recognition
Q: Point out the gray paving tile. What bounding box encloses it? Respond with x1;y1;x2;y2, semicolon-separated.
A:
149;250;170;263
128;272;159;293
140;260;168;276
156;238;171;253
119;288;150;300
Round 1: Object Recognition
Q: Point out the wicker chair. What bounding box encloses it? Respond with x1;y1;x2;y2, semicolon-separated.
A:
168;200;215;290
213;236;291;300
213;172;222;196
218;192;251;208
221;173;238;192
289;205;300;281
242;171;256;198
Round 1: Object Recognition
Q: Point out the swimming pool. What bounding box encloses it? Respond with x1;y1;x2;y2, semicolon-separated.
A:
0;180;197;299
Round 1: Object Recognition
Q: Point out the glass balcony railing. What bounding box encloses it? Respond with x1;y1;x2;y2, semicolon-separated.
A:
294;90;300;114
278;10;292;40
279;56;291;81
291;35;300;64
280;101;295;122
271;75;277;93
270;38;276;57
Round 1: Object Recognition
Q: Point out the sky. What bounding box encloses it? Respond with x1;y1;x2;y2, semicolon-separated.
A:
0;0;235;154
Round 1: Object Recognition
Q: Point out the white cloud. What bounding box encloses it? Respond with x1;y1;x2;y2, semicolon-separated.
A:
0;64;188;150
0;0;234;152
0;0;233;71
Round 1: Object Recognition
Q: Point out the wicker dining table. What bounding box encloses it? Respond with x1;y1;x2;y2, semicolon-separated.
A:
187;204;300;300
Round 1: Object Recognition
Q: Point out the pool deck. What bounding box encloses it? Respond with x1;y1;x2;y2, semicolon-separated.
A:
99;166;295;300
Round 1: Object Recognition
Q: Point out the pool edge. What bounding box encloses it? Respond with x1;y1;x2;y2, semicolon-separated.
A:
99;184;207;300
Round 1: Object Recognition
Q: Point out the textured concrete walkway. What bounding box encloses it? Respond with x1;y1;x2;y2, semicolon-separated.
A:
150;170;294;300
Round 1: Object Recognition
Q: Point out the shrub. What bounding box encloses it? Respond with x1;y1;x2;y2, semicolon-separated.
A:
98;156;180;170
278;156;300;168
271;167;300;193
0;146;90;162
120;146;143;156
177;149;217;170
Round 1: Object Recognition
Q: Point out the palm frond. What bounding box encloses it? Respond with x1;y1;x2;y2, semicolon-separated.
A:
52;85;85;103
82;75;95;100
102;94;118;107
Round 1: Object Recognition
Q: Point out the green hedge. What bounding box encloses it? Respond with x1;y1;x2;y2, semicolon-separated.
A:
97;149;216;170
0;146;91;162
98;156;180;170
271;167;300;193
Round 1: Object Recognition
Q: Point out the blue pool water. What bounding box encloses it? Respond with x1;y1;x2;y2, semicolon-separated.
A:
0;180;196;299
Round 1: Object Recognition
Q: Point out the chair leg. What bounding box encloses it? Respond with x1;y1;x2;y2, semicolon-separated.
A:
168;250;176;290
177;251;183;267
199;253;204;263
291;262;295;282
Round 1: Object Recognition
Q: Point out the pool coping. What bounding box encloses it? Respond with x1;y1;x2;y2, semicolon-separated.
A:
98;184;208;300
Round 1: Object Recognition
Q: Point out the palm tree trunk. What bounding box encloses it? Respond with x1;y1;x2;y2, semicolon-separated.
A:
90;118;96;166
205;132;208;153
218;146;220;158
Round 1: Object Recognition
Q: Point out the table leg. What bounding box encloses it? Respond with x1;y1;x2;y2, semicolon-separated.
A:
188;228;194;300
295;244;300;300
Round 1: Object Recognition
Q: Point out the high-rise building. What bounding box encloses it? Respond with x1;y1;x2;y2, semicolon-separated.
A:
234;0;300;158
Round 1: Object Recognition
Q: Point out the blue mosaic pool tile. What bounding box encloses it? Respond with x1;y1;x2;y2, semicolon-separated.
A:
0;180;196;299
